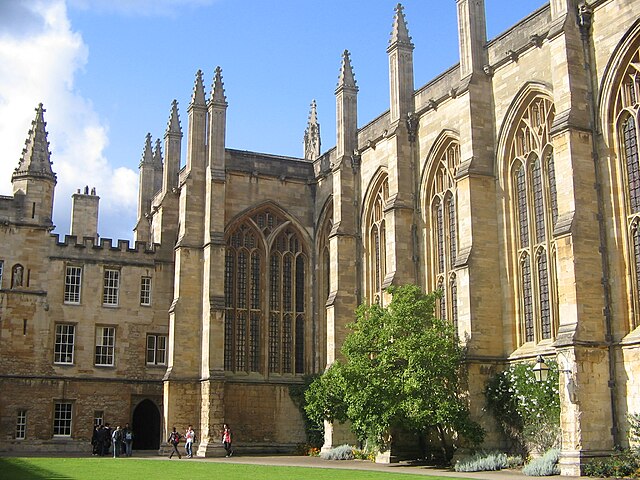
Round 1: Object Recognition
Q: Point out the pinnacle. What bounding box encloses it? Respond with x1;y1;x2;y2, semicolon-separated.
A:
337;50;357;91
190;69;206;107
153;138;163;165
389;3;413;50
12;102;56;182
167;99;182;135
308;100;318;124
210;66;227;106
141;133;154;165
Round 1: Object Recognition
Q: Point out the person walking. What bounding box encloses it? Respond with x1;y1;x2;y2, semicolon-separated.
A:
168;427;182;459
222;423;233;457
111;426;122;458
122;423;133;457
184;425;195;458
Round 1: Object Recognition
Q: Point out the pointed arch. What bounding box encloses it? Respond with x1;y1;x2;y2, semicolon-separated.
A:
605;28;640;330
500;87;558;347
362;170;389;304
224;202;310;376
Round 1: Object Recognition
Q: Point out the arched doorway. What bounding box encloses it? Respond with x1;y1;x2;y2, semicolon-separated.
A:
132;399;161;450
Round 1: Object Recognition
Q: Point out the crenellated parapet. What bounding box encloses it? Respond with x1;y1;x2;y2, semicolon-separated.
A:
51;233;158;256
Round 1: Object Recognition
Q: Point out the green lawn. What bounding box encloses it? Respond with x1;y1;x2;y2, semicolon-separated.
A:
0;457;463;480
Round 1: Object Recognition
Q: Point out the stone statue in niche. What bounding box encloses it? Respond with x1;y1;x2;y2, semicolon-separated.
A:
12;264;23;288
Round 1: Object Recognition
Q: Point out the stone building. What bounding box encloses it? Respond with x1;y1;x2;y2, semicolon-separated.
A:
1;0;640;474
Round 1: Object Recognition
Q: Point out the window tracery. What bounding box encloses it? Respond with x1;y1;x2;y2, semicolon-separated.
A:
508;96;558;345
427;141;459;325
614;47;640;328
224;209;307;375
366;175;389;303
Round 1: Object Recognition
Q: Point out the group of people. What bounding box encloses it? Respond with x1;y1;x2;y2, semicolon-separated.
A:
167;423;233;459
91;423;133;457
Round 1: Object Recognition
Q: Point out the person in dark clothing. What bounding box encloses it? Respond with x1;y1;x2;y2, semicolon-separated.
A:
91;425;100;455
168;427;182;459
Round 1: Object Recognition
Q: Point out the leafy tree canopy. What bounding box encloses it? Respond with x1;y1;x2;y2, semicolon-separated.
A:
305;284;484;451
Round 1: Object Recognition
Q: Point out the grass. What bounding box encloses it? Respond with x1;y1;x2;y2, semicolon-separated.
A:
0;457;466;480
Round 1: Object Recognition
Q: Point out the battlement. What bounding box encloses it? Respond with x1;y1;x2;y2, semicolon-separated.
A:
51;233;157;254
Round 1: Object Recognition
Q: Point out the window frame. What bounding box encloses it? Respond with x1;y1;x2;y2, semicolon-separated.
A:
16;409;26;440
102;268;120;306
54;323;75;365
95;326;115;366
140;276;152;306
53;401;73;437
146;334;167;366
64;265;82;304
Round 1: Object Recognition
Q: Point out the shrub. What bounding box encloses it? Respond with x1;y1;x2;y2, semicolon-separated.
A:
522;448;560;476
584;448;640;478
454;451;508;472
485;361;560;454
506;455;525;469
320;444;355;461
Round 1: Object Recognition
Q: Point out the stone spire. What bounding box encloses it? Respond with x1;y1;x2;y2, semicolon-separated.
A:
152;138;163;193
387;3;415;125
141;133;154;166
335;50;358;160
337;50;357;91
163;99;183;194
167;99;182;136
388;3;414;50
153;138;163;165
190;69;207;108
303;100;321;161
210;66;227;106
12;103;56;183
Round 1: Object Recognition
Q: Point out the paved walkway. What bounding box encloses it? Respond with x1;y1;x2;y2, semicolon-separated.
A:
146;453;583;480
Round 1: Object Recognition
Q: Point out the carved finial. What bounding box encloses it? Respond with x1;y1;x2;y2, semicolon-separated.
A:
153;138;163;165
210;66;227;106
406;112;418;143
12;102;56;183
304;100;321;160
141;133;154;165
337;50;357;90
389;3;413;50
167;99;182;135
190;69;206;107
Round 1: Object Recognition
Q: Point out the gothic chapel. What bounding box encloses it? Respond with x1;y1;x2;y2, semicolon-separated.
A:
2;0;640;475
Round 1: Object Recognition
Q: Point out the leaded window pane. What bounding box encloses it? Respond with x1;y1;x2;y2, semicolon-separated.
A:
624;117;640;213
270;254;280;310
283;255;292;312
269;313;279;373
532;159;546;243
225;251;234;308
436;201;444;274
251;252;260;310
522;255;534;342
53;402;72;436
538;252;551;339
249;311;260;372
16;410;26;440
295;315;304;374
450;275;458;333
283;314;292;374
547;154;558;230
237;251;247;309
235;312;246;371
295;256;305;313
516;165;529;248
448;196;457;267
224;311;234;371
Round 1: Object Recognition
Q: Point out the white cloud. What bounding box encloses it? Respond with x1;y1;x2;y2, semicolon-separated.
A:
0;0;138;239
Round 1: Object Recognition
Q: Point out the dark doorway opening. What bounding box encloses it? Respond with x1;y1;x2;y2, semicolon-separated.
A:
132;399;161;450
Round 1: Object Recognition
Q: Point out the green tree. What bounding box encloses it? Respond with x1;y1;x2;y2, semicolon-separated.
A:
305;284;483;458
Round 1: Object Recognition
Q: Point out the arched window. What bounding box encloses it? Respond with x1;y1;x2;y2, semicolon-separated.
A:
365;175;389;303
507;96;558;345
613;45;640;329
224;208;308;375
427;141;460;325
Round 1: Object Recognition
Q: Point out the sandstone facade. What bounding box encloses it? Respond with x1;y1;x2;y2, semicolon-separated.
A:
1;0;639;474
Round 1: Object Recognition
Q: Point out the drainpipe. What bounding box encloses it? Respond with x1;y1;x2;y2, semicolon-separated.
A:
578;2;619;447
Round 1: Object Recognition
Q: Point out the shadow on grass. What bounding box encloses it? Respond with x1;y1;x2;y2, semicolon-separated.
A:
0;458;72;480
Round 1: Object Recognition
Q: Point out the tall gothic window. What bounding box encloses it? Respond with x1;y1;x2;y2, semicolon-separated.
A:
224;208;308;375
614;46;640;329
427;141;460;326
508;96;558;345
366;175;389;304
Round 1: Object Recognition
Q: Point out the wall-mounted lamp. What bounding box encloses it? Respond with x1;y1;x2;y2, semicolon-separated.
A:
533;354;550;382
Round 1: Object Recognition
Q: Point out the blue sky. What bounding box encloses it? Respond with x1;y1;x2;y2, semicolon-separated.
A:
0;0;546;241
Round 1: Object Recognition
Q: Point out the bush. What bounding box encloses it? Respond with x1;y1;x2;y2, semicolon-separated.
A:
584;448;640;478
522;448;560;476
320;444;355;461
454;451;508;472
506;455;525;469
